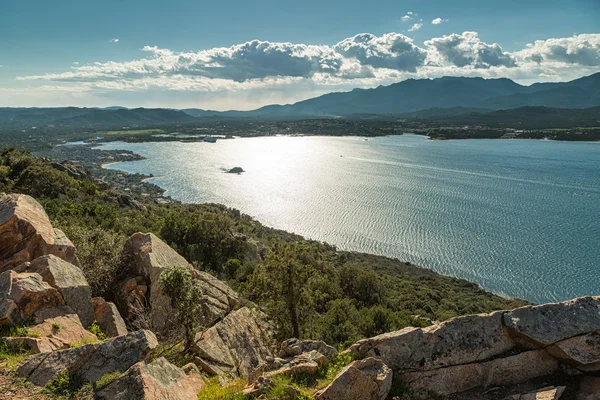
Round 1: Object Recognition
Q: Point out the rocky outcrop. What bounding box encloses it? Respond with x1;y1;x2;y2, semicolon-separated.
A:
249;338;337;383
192;306;275;377
315;358;392;400
348;310;515;372
26;255;94;327
28;306;98;347
118;233;240;333
92;297;128;337
17;330;158;386
0;193;76;272
503;297;600;347
95;357;204;400
1;336;64;353
346;296;600;399
0;270;64;325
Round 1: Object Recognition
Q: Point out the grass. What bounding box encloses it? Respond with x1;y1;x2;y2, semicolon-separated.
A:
197;377;248;400
86;322;108;341
0;341;31;371
104;129;164;136
0;324;41;338
42;371;94;399
94;371;122;391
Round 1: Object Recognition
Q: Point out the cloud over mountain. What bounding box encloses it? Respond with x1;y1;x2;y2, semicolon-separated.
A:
424;32;516;68
518;34;600;66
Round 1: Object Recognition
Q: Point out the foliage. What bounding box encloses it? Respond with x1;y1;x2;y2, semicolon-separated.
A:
94;371;122;391
160;266;204;350
87;322;108;341
0;342;31;371
43;371;85;399
197;377;248;400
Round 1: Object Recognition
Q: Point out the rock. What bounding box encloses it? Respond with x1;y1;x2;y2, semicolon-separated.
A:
92;297;128;337
0;193;77;272
49;161;89;180
95;357;204;400
243;376;274;397
279;338;337;359
249;350;330;383
115;275;148;321
316;357;392;400
17;330;158;386
0;336;64;353
28;306;97;347
508;386;566;400
398;349;559;398
503;296;600;347
27;255;94;327
0;270;64;325
348;311;515;372
192;306;275;377
577;376;600;400
546;331;600;372
120;232;240;333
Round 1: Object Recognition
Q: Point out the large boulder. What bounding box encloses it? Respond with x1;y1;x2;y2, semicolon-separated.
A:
279;338;337;359
398;349;559;398
503;297;600;347
119;232;240;333
17;330;158;386
95;357;204;400
546;331;600;372
0;270;64;325
0;336;64;353
316;358;392;400
28;306;97;348
92;297;128;337
347;311;515;372
192;306;275;377
0;193;76;272
27;255;94;327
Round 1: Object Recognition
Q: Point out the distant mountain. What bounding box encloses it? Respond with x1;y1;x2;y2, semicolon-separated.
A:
0;107;197;128
243;72;600;117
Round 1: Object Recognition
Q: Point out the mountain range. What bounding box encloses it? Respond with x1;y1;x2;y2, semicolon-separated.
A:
1;72;599;127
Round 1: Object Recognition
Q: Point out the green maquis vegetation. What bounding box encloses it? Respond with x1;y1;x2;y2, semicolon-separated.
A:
0;147;528;347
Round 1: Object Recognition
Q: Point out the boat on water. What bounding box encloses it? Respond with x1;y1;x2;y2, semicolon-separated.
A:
204;136;217;143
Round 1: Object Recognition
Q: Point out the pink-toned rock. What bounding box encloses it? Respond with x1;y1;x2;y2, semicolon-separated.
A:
17;330;158;386
0;270;64;325
95;357;204;400
28;255;94;327
316;358;392;400
0;193;76;272
0;336;64;353
28;306;97;347
92;297;128;337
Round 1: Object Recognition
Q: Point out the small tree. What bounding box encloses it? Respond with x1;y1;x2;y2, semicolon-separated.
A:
160;266;203;351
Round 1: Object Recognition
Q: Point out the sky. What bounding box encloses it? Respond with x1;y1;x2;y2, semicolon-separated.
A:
0;0;599;110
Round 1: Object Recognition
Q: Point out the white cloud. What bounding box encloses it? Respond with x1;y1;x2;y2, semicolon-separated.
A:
401;11;414;21
408;23;423;32
8;32;600;109
517;34;600;66
432;18;447;25
109;38;119;43
425;31;516;68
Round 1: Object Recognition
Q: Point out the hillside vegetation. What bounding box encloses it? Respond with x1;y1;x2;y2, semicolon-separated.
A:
0;147;527;347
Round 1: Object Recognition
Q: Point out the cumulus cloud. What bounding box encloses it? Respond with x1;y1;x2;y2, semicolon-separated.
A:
431;18;447;25
401;11;414;21
333;33;427;72
109;38;119;43
425;31;517;68
11;31;600;109
408;23;423;32
517;34;600;66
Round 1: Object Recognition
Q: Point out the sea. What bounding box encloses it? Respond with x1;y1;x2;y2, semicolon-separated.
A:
99;135;600;304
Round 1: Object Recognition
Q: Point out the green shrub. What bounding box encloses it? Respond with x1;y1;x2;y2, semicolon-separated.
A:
197;377;248;400
94;371;121;391
87;322;108;341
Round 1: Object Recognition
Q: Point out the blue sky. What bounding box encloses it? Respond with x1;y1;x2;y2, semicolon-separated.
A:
1;0;599;109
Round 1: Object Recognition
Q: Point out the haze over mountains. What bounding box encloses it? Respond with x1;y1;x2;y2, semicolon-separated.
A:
1;73;600;127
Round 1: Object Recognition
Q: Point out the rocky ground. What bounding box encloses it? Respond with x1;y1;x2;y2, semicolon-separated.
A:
1;192;599;400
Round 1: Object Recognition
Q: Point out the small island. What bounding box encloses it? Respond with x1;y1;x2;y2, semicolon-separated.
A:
227;167;245;174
